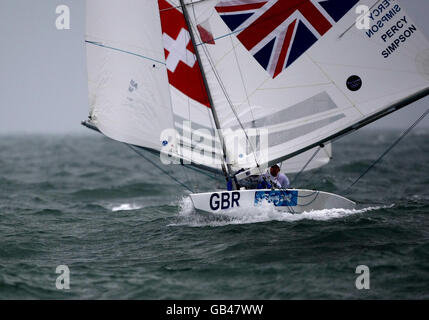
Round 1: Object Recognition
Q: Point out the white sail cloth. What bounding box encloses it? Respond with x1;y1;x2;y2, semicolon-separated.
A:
85;0;332;174
179;0;429;179
85;0;429;179
86;0;173;152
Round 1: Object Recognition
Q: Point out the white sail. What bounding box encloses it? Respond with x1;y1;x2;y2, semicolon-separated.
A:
177;0;429;179
84;0;335;175
157;0;225;171
86;0;174;152
156;0;332;174
85;0;429;179
85;0;226;173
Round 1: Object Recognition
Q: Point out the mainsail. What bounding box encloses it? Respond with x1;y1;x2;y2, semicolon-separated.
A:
84;0;331;175
84;0;429;184
177;0;429;180
85;0;224;172
85;0;172;152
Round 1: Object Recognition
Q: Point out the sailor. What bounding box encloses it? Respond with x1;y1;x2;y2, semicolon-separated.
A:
257;164;290;189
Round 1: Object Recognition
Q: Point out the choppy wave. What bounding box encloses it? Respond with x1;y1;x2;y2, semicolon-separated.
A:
110;203;144;212
1;132;428;299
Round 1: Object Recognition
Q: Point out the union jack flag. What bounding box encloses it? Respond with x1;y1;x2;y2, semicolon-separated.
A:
215;0;359;78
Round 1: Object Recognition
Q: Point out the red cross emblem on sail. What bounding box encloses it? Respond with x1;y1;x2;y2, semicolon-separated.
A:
215;0;358;78
158;0;210;108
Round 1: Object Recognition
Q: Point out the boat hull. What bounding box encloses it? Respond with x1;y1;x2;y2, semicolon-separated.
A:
189;189;355;214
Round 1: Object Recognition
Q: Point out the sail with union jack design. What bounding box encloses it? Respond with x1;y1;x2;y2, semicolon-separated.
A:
84;0;429;180
215;0;359;78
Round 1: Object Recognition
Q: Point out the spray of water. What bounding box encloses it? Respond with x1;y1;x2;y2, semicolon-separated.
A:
170;196;394;227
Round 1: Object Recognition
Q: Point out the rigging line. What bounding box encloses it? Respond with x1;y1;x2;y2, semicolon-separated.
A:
187;4;264;177
287;204;296;214
290;146;322;186
179;154;195;191
181;0;232;183
229;36;256;123
196;29;246;46
298;191;320;207
159;0;206;12
343;107;429;194
297;190;319;198
186;1;315;175
85;41;165;65
124;143;194;193
237;89;429;180
196;26;263;175
181;93;198;191
183;162;222;181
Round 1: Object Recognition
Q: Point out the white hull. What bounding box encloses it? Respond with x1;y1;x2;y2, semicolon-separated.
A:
189;189;355;214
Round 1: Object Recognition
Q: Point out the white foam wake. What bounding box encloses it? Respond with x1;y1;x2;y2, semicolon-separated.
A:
111;203;144;212
170;196;393;227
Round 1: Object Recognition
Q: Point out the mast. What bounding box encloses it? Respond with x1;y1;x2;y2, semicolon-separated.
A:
179;0;237;189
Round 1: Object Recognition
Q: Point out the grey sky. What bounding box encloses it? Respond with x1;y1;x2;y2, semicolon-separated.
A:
0;0;429;134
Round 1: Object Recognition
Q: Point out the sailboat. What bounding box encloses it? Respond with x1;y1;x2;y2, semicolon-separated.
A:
83;0;429;214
